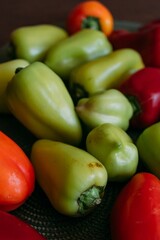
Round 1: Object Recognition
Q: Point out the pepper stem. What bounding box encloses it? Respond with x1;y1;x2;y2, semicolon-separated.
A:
82;16;101;31
77;186;104;215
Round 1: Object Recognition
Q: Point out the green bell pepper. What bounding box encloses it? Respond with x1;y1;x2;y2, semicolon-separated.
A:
76;89;133;131
10;24;68;62
44;29;113;80
136;122;160;178
69;48;144;103
6;61;82;146
0;59;29;113
31;139;108;217
86;123;139;182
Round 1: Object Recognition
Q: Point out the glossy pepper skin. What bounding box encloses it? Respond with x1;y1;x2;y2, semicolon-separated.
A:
0;210;46;240
119;67;160;129
109;19;160;67
66;1;114;36
110;172;160;240
31;139;108;217
44;29;112;80
0;59;29;113
69;48;144;103
75;89;133;131
6;61;82;146
0;131;35;212
86;123;138;182
136;122;160;178
10;24;68;62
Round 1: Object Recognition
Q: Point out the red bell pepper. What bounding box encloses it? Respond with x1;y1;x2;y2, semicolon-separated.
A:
0;210;46;239
108;19;160;67
110;172;160;240
119;67;160;129
0;131;35;211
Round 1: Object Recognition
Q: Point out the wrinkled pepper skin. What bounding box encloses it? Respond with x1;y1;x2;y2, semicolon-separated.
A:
110;172;160;240
6;62;82;146
0;59;29;113
0;131;35;212
69;48;144;102
10;24;68;62
119;67;160;129
31;139;108;217
0;210;46;240
44;29;113;80
75;89;133;131
86;123;138;182
136;122;160;178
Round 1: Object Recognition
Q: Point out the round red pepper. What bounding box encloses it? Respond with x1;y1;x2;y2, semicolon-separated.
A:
0;131;35;211
66;1;114;36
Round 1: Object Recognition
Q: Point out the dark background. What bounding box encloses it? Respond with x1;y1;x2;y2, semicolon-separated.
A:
1;0;159;46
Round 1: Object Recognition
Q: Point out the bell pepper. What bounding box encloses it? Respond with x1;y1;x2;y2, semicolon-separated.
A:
31;139;108;217
75;89;133;131
66;1;114;36
44;28;113;80
69;48;144;103
110;172;160;240
0;210;46;239
9;24;68;63
0;131;35;212
119;67;160;129
136;122;160;178
86;123;138;182
0;59;29;113
6;61;82;146
108;19;160;67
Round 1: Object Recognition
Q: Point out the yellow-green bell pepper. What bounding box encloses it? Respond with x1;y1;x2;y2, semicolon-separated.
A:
69;48;144;103
0;59;29;113
6;61;82;146
86;123;139;182
10;24;68;62
136;122;160;178
44;29;113;80
31;139;108;217
76;89;133;131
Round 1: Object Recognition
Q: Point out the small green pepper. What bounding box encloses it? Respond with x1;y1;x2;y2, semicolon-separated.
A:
44;29;113;80
86;123;139;182
0;59;29;113
136;122;160;178
6;61;82;146
76;89;133;131
31;139;108;217
10;24;68;62
69;48;144;103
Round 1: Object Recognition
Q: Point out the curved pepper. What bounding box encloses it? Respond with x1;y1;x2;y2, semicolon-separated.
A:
44;29;112;80
69;48;144;103
31;139;108;217
0;131;35;211
0;59;29;113
10;24;68;62
86;123;138;182
75;89;133;131
6;61;82;146
119;67;160;129
110;172;160;240
66;1;114;36
136;122;160;178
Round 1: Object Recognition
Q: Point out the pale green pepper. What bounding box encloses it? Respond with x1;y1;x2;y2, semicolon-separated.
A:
75;89;133;131
6;61;82;146
86;123;139;182
31;139;108;217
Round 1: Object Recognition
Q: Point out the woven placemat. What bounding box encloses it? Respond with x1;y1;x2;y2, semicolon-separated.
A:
0;114;124;240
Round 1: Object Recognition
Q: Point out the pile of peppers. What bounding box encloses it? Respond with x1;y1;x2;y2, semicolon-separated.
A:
0;1;160;239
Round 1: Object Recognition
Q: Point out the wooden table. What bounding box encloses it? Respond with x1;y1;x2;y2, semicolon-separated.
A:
1;0;159;46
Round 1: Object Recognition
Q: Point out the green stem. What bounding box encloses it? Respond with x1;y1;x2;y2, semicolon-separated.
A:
82;17;101;31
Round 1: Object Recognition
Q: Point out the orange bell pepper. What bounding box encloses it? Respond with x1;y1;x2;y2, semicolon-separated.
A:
0;131;35;211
